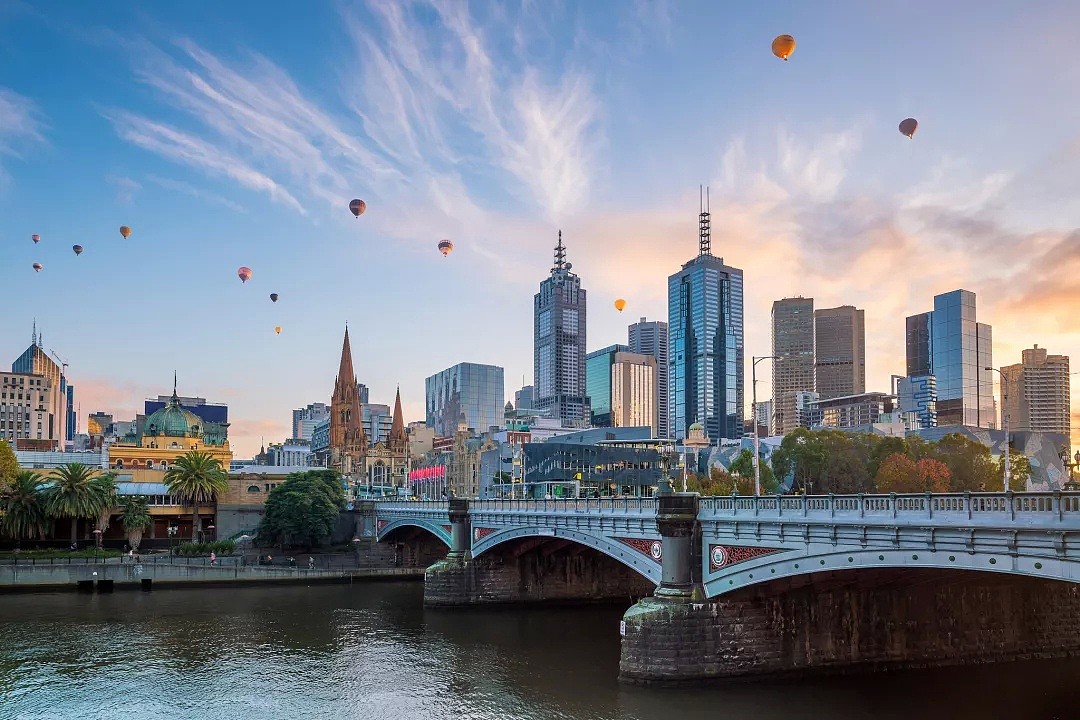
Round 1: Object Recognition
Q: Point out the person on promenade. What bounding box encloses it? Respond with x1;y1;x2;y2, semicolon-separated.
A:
308;556;314;570
210;551;217;567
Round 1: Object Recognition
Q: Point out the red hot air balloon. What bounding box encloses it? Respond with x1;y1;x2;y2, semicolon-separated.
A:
349;199;367;218
32;263;42;272
31;234;40;244
237;266;253;283
438;239;454;257
72;245;84;256
899;118;919;139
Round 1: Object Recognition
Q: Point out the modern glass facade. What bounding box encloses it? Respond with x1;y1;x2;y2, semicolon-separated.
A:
611;352;657;434
425;362;505;436
898;375;938;429
668;253;744;442
523;441;662;494
904;290;994;428
585;344;628;427
628;317;669;438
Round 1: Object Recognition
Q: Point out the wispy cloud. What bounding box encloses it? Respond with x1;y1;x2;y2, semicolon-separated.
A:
146;174;246;213
0;86;45;184
106;174;141;204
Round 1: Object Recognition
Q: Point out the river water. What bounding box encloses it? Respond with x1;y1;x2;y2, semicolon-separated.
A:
0;582;1076;719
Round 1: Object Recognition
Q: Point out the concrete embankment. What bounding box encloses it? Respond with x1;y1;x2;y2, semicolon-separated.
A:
0;562;424;593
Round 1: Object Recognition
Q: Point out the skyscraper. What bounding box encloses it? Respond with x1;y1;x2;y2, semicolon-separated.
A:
1001;345;1070;436
426;362;505;436
611;351;657;434
628;317;669;438
534;231;590;427
668;191;744;442
12;324;68;448
293;402;330;441
586;344;630;427
905;289;994;428
814;305;865;400
772;297;815;435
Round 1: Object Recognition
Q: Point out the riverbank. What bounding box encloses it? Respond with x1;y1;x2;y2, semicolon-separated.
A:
0;562;424;593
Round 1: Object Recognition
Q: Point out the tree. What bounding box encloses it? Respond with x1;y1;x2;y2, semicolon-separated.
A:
91;473;118;548
935;434;998;491
45;463;114;543
0;439;18;496
120;496;152;551
819;432;873;494
1;470;49;541
164;450;229;541
997;453;1031;491
874;453;918;493
257;470;345;548
915;458;951;493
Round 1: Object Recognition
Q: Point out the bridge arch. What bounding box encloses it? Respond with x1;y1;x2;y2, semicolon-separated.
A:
377;518;451;548
473;526;662;585
703;545;1080;598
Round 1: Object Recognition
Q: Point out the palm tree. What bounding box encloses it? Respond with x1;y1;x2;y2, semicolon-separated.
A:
119;496;152;552
1;470;49;541
164;450;228;542
44;463;114;544
90;473;118;548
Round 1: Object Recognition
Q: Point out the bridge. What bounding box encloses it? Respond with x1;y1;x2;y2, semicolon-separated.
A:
362;491;1080;683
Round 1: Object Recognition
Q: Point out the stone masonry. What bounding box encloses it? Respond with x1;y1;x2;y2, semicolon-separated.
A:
620;568;1080;684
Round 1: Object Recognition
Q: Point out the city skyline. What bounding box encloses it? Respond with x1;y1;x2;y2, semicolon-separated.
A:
2;1;1079;456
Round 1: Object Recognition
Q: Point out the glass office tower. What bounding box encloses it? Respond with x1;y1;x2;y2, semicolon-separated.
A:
425;362;505;436
586;344;629;427
668;200;744;442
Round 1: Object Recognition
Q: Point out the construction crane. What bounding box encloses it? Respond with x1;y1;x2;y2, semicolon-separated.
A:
50;349;69;376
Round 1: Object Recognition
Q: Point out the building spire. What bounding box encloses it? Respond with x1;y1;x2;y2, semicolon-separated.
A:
553;230;566;272
337;325;355;389
389;385;406;447
699;185;711;256
32;319;37;348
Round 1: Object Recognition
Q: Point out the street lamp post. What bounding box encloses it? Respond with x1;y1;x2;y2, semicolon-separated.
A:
752;356;779;496
986;366;1010;492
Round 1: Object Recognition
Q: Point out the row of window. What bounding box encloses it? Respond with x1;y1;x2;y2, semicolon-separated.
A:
113;459;170;470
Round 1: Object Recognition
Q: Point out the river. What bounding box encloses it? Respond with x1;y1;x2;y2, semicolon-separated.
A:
0;582;1076;719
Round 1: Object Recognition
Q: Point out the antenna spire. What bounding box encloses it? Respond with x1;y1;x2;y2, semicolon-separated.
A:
32;319;37;347
553;230;566;272
699;185;711;256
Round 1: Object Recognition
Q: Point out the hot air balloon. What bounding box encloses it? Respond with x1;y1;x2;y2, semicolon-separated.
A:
438;239;454;257
274;326;282;335
72;245;83;256
32;263;42;272
270;293;279;303
772;34;796;61
237;266;252;283
349;199;366;218
898;118;919;139
614;298;627;312
31;234;40;244
119;226;131;239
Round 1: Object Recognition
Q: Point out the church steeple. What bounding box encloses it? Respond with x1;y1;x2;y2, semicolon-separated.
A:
335;326;356;394
329;325;367;476
389;385;407;453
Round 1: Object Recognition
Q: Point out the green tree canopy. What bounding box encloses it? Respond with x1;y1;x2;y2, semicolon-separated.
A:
934;433;998;491
0;439;18;496
164;450;229;541
45;463;114;543
1;470;49;541
256;470;345;548
120;495;152;551
998;453;1030;491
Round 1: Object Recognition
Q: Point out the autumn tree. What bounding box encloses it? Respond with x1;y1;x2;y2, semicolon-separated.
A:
915;458;951;493
874;453;918;493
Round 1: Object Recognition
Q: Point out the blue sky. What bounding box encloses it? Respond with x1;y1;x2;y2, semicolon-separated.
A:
2;0;1078;456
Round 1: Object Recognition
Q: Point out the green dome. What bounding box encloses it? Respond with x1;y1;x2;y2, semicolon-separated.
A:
688;422;705;432
144;395;202;438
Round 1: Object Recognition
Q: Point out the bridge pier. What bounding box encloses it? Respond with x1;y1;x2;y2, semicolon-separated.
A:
621;569;1080;684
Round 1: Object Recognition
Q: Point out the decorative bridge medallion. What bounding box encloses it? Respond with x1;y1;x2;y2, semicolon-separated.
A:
617;537;663;563
377;519;388;533
709;545;786;571
441;524;452;535
473;527;495;542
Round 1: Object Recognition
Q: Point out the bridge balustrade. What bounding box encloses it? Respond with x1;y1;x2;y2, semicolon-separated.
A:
471;498;656;514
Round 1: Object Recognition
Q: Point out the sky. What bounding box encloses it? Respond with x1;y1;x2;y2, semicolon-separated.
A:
1;0;1079;458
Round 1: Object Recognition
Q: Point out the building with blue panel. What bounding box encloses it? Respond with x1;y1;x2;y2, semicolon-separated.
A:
425;362;505;436
668;194;744;443
586;344;629;427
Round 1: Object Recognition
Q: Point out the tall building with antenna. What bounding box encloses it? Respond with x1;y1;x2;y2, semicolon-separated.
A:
10;321;70;449
534;231;590;427
667;188;745;442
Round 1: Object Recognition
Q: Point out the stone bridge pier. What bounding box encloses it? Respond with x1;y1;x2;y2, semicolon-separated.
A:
424;498;654;606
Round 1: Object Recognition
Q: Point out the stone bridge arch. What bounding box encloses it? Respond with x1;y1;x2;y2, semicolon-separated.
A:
377;518;452;548
472;526;662;586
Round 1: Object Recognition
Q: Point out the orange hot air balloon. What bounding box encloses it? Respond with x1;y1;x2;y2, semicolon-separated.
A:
898;118;919;139
32;262;42;272
274;326;282;335
237;266;252;283
349;199;366;218
772;34;796;61
119;226;132;239
438;239;454;257
270;293;279;303
72;244;83;256
31;234;40;244
614;298;627;312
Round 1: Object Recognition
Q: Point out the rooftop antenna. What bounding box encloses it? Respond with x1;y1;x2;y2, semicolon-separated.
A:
32;319;37;347
699;185;711;256
553;230;566;272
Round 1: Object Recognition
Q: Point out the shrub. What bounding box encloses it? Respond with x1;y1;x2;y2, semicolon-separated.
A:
173;540;236;556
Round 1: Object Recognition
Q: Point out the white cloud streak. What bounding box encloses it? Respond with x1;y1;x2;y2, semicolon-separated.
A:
0;86;45;184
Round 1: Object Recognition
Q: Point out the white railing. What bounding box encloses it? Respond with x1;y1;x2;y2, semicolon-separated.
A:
699;491;1080;526
471;497;657;514
374;501;448;514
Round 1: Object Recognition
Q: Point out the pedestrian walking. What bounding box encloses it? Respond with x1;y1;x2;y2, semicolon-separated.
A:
210;551;217;567
308;556;314;570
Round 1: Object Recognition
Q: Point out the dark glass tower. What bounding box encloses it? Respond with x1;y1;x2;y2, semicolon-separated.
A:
668;191;744;442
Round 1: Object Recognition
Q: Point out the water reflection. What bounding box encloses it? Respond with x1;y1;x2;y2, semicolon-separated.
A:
0;582;1076;720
